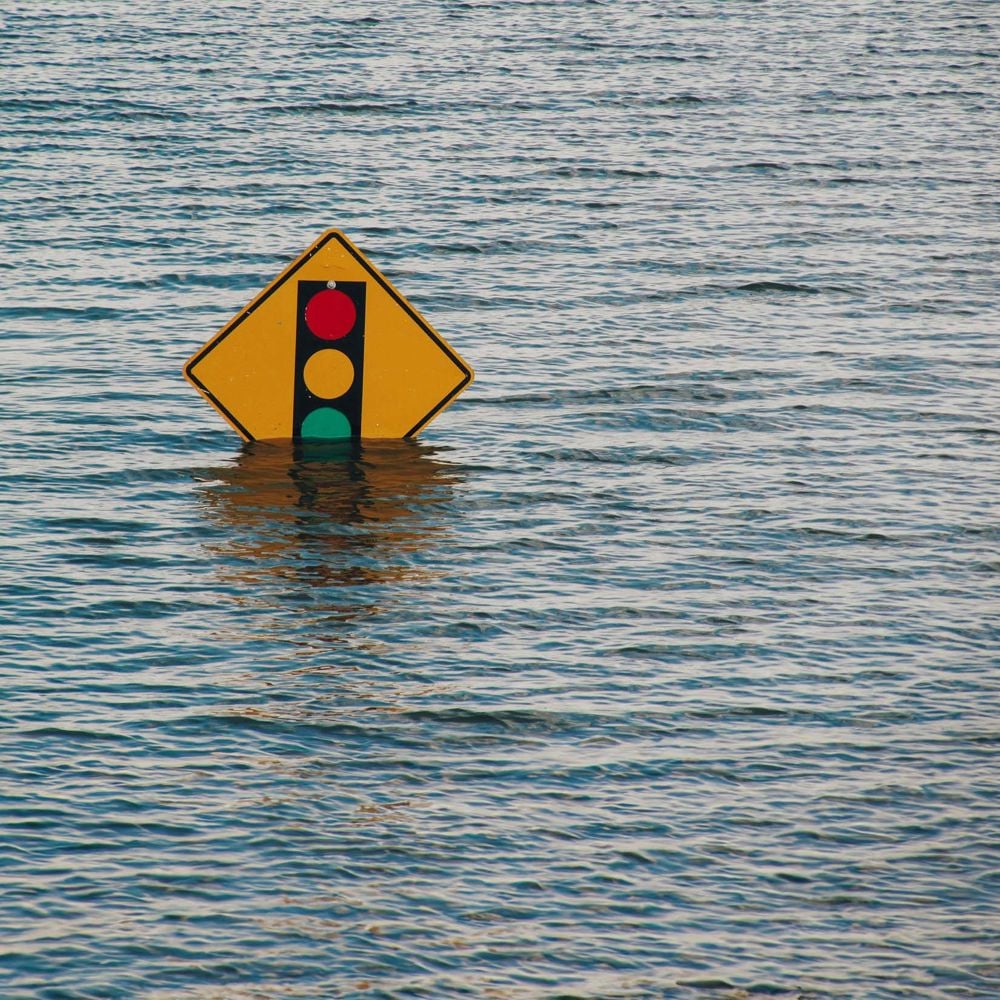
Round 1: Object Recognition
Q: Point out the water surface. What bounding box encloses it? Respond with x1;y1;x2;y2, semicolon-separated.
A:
1;2;998;997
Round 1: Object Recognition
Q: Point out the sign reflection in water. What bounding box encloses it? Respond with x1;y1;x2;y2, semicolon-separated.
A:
196;440;462;645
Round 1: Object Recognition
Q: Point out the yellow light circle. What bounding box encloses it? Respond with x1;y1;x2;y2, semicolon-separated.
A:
303;349;355;400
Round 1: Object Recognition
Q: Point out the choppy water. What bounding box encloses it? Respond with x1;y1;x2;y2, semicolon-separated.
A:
2;2;998;997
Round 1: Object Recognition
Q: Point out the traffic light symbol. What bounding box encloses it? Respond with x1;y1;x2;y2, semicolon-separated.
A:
294;280;366;439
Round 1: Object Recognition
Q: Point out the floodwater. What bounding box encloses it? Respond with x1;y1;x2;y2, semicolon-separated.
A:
2;2;998;997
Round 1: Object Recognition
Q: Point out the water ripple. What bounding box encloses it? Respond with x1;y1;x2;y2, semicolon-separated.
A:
1;1;998;997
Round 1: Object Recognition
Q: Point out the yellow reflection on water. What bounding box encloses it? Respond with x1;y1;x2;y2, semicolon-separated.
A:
195;439;461;647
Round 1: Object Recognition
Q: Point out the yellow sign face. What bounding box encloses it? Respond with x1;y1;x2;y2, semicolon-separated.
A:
183;230;473;441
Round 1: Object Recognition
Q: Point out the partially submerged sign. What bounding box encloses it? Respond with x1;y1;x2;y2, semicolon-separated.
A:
183;230;473;441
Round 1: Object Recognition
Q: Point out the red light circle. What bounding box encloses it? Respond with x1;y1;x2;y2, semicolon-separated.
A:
304;289;356;341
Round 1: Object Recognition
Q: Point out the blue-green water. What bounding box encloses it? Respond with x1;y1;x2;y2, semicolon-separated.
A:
2;2;998;997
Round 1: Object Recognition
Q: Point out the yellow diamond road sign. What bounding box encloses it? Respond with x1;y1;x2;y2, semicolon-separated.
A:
183;230;473;441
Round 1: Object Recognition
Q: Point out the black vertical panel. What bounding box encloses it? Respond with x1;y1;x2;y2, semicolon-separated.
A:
293;280;366;438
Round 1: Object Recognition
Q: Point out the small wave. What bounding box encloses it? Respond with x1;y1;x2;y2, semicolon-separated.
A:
734;281;825;294
541;164;664;179
731;161;790;171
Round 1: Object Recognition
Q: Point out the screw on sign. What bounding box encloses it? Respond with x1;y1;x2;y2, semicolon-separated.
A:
183;230;473;441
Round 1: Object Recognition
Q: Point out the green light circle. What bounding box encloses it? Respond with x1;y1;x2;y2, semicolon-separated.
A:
300;407;352;439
